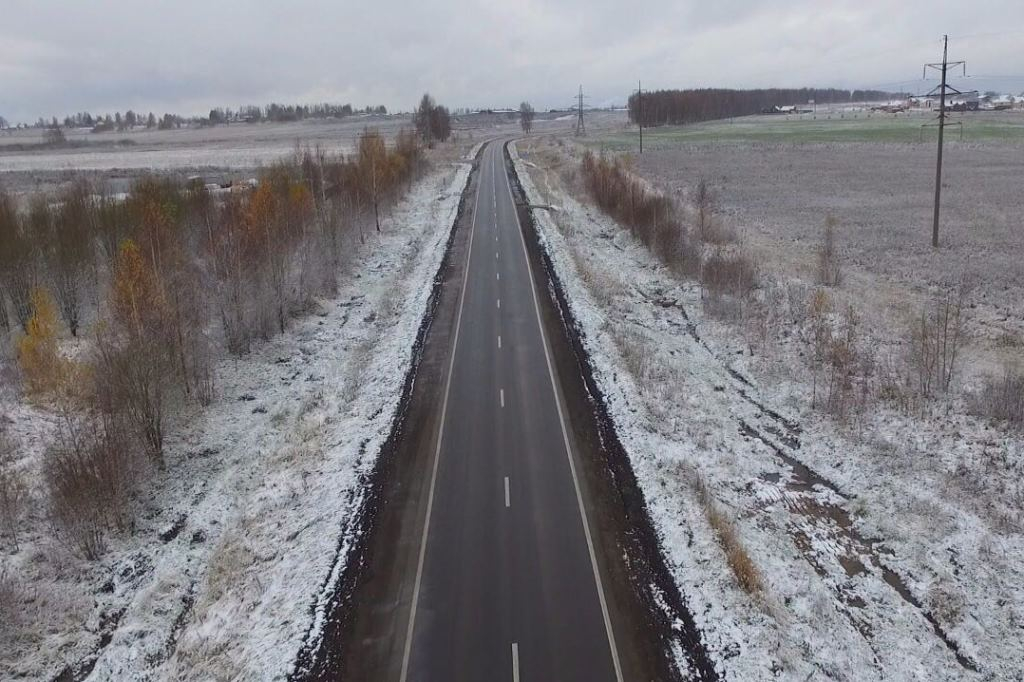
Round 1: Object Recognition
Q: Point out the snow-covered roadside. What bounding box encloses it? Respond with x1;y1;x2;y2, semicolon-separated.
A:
0;159;471;680
510;141;1023;680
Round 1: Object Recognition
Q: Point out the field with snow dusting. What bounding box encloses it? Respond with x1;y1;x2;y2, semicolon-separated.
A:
512;133;1023;680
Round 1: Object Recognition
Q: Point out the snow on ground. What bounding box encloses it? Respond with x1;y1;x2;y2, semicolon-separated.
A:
511;139;1024;680
0;158;471;680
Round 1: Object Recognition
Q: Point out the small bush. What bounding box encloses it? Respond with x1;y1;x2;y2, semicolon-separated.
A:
701;250;757;297
688;470;763;596
43;412;140;559
973;365;1024;428
906;283;967;400
17;287;82;398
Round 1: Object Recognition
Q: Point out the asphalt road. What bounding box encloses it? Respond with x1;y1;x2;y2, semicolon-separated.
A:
399;141;622;682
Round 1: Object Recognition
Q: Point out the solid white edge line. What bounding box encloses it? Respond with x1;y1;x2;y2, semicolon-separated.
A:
500;140;625;682
398;140;487;682
512;642;520;682
505;476;511;508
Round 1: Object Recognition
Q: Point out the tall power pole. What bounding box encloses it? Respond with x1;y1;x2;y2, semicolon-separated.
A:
924;35;965;248
575;85;587;136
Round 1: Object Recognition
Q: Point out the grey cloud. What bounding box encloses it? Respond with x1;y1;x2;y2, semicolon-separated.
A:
2;0;1023;123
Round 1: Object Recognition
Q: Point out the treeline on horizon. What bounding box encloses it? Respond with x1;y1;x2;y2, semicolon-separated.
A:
627;88;907;126
17;102;389;132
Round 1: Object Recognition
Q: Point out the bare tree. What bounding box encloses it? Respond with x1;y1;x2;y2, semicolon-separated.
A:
817;216;842;287
694;177;716;242
47;181;95;336
414;93;452;146
0;193;41;331
519;101;536;134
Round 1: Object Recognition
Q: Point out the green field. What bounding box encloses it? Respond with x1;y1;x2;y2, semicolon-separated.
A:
592;111;1024;150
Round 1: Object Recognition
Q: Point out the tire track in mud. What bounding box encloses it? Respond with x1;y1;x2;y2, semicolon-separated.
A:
647;292;979;674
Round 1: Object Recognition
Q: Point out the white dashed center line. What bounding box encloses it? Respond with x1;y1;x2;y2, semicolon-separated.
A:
512;643;520;682
500;389;505;408
504;476;510;508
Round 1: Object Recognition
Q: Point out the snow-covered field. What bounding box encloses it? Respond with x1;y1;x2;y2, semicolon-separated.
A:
0;157;471;679
623;138;1024;379
511;138;1023;680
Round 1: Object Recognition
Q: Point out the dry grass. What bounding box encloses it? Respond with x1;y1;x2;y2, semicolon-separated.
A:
702;250;758;298
973;364;1024;428
570;248;622;308
688;469;764;597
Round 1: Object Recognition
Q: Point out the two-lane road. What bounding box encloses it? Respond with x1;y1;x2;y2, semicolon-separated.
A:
399;140;622;682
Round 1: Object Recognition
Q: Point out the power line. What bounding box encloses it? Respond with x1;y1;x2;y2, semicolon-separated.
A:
923;34;966;249
574;85;587;136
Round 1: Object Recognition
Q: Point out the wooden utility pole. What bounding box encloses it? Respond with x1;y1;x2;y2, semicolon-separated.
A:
924;35;965;248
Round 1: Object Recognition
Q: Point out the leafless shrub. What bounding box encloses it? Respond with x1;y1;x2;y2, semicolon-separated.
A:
0;284;9;335
694;177;715;242
972;364;1024;428
580;152;700;278
906;282;968;400
570;249;620;307
927;582;966;627
703;291;743;321
0;430;28;551
693;178;735;245
0;191;41;332
43;411;140;559
817;216;842;287
610;326;653;386
805;292;874;421
687;470;763;596
742;287;784;353
701;250;757;298
43;126;66;146
0;562;20;631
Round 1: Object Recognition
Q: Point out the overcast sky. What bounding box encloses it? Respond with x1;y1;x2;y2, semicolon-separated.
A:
2;1;1023;123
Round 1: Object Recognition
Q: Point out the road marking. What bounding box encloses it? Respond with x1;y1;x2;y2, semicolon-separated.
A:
504;476;510;507
496;251;499;259
399;137;488;682
497;298;501;309
497;272;500;281
500;388;505;408
512;642;520;682
498;335;502;349
500;140;625;682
